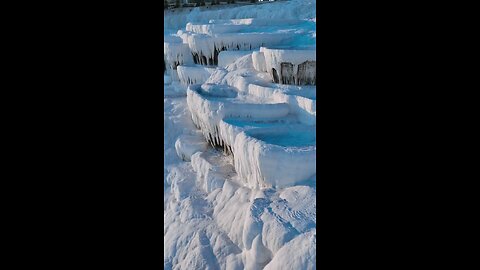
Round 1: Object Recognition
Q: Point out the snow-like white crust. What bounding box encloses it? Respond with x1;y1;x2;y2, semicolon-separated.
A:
185;32;295;66
164;1;317;268
191;150;237;193
164;0;316;30
261;47;316;85
177;65;216;86
187;84;291;147
252;51;267;72
263;230;316;270
233;129;316;189
186;83;315;189
186;22;250;35
247;84;316;125
218;50;254;68
175;134;208;161
164;41;193;70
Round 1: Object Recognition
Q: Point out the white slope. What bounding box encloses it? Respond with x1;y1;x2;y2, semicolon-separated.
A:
164;1;316;269
164;0;316;31
165;74;317;269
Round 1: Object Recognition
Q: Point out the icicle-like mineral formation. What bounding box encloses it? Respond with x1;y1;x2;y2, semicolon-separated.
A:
184;32;295;66
260;47;316;85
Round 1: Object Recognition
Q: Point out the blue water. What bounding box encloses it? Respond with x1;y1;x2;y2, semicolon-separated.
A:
248;127;316;147
223;118;299;128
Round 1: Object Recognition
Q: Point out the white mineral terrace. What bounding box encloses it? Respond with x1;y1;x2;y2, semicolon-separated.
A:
164;2;316;268
177;65;216;86
165;17;316;85
186;82;315;189
260;47;316;85
164;16;316;189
